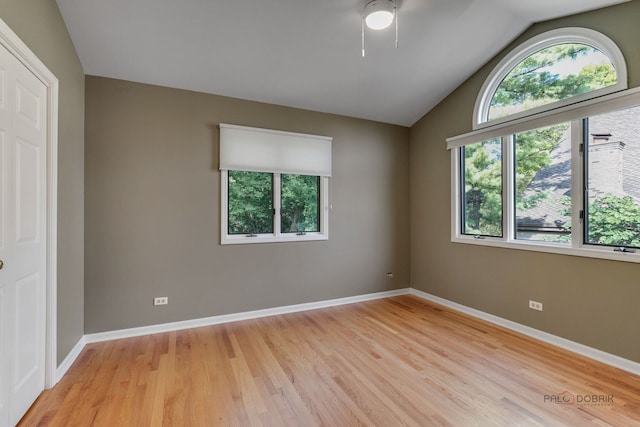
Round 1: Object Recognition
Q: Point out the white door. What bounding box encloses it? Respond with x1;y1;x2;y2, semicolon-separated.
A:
0;41;47;427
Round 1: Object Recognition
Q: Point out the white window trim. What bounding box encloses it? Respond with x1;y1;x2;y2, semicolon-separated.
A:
221;171;329;245
219;123;331;245
473;27;628;130
450;86;640;150
451;88;640;264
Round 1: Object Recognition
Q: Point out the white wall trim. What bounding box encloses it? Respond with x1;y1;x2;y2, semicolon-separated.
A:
410;288;640;377
0;17;59;389
58;287;640;384
221;172;330;245
55;336;86;383
85;288;411;344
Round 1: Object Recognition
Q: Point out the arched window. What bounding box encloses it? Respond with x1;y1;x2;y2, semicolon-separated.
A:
448;27;640;263
473;28;627;129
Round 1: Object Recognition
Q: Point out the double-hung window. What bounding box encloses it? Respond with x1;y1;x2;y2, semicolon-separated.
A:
449;28;640;263
220;124;331;244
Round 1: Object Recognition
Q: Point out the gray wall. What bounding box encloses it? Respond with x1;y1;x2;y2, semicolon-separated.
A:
84;76;410;333
5;0;634;369
0;1;85;364
410;1;640;362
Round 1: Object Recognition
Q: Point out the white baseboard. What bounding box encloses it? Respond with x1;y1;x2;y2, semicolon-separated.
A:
59;289;409;382
85;288;411;344
55;287;640;386
54;335;87;385
410;288;640;377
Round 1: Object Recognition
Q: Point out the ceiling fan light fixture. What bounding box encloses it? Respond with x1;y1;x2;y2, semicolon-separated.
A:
364;0;395;30
360;0;399;57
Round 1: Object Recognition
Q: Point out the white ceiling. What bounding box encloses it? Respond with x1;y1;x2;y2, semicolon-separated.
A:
55;0;628;126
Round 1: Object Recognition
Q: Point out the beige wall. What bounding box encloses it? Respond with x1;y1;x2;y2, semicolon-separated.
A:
0;1;85;364
84;76;410;333
4;0;633;368
410;1;640;362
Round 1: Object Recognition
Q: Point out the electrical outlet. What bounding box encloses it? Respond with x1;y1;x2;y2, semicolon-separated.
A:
153;296;168;306
529;300;543;311
386;272;394;279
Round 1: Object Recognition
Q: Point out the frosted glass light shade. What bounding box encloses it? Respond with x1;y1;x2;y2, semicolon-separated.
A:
364;0;395;30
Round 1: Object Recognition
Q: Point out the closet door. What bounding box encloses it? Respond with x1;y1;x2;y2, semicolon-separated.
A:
0;42;47;427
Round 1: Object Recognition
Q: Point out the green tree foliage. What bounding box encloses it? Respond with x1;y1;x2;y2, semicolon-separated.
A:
490;44;616;119
588;195;640;247
464;44;617;237
580;64;617;88
227;171;319;235
464;125;570;236
496;44;615;102
463;140;502;236
515;124;569;208
492;45;591;107
228;171;273;234
281;174;319;232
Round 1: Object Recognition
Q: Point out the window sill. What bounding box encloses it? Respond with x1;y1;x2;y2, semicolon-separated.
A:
452;235;640;264
221;233;328;245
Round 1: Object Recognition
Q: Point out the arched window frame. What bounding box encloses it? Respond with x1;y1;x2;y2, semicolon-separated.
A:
473;27;627;130
447;26;640;264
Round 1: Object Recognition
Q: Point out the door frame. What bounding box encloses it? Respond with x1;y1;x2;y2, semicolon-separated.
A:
0;18;59;388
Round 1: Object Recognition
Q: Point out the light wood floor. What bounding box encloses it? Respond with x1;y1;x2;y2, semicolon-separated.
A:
19;295;640;426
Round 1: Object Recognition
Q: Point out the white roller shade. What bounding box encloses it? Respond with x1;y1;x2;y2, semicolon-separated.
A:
219;123;332;176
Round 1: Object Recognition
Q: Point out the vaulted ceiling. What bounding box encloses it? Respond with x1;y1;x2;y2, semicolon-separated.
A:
56;0;628;126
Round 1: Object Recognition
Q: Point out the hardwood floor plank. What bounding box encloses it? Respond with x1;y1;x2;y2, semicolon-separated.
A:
18;295;640;426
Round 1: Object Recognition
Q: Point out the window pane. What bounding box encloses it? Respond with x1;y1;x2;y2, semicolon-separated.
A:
462;139;502;237
281;174;320;233
585;106;640;248
228;171;273;234
514;123;571;242
489;44;617;121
